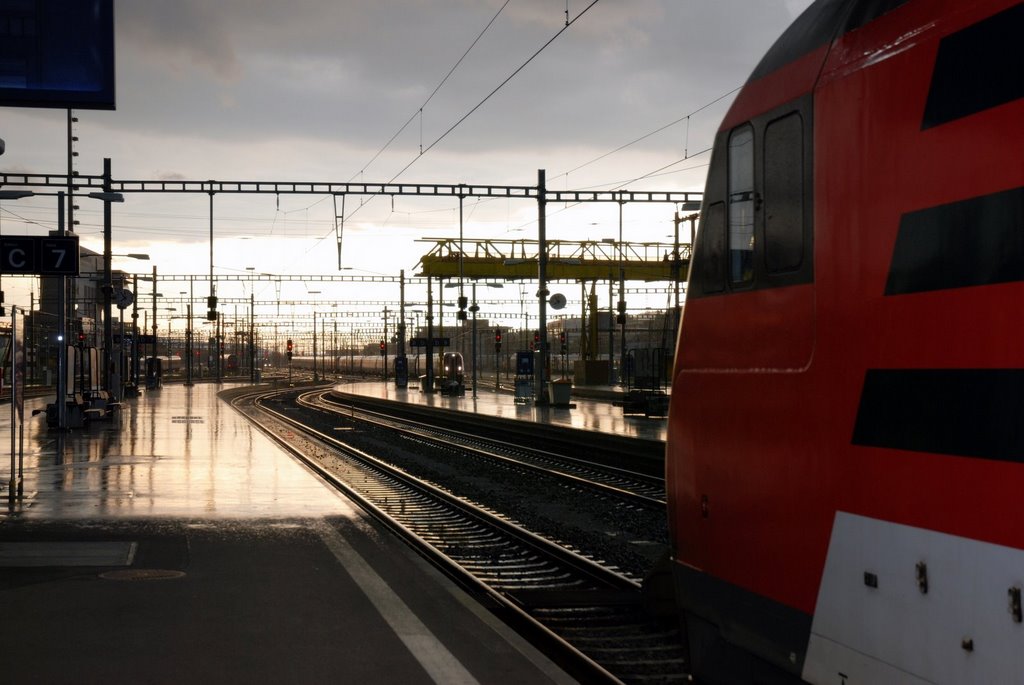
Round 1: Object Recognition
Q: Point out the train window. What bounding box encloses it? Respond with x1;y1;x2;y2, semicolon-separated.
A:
728;125;755;285
700;202;726;294
764;112;804;273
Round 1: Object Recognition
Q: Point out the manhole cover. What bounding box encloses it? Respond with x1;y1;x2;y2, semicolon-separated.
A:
99;569;186;581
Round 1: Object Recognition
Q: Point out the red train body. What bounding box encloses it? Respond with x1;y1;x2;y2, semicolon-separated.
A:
666;1;1023;682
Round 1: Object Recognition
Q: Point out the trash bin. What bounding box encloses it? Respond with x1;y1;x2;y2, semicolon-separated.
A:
548;379;572;407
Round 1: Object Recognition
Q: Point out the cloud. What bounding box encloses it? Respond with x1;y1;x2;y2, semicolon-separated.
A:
118;1;242;82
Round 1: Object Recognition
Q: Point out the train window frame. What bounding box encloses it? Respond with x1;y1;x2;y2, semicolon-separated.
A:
686;95;813;300
763;111;805;273
728;124;756;287
700;202;727;294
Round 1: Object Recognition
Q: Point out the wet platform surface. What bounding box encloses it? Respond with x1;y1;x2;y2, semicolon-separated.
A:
0;384;575;684
335;381;668;442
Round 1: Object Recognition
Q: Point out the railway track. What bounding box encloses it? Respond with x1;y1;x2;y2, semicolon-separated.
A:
307;390;666;508
234;387;689;684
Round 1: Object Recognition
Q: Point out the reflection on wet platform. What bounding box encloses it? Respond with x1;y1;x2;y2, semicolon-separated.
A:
337;381;667;442
2;384;355;520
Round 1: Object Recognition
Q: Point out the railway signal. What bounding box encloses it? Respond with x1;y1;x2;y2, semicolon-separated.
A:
379;340;386;356
286;338;293;361
494;329;502;352
559;330;567;354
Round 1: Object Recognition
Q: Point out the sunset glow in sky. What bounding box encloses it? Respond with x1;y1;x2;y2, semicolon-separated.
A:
1;0;813;331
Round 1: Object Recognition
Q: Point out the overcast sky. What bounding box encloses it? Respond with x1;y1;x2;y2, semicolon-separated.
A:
1;0;813;324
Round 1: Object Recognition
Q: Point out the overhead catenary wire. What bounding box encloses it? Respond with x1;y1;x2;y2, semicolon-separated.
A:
349;0;512;184
553;85;740;182
310;0;602;256
387;0;602;184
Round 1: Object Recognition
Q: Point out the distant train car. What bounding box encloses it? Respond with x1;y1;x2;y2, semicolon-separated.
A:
439;352;464;395
144;356;163;389
146;355;181;372
666;1;1023;683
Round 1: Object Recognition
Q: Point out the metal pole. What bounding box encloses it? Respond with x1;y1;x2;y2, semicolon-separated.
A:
471;283;478;398
102;158;113;397
399;269;406;357
250;293;255;383
536;169;549;404
608;273;614;385
618;200;626;386
56;193;68;430
118;305;124;399
209;188;214;306
66;110;74;237
673;211;681;313
16;307;24;494
152;265;157;384
29;291;34;385
185;302;193;386
131;274;139;393
216;302;222;383
313;310;318;381
425;278;434;392
10;307;17;501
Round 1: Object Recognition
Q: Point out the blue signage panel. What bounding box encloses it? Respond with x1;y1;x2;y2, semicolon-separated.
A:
0;0;116;110
516;351;534;376
0;235;79;275
0;237;37;273
39;236;79;274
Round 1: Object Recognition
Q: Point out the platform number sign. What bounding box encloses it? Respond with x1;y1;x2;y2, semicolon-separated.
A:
0;235;79;275
40;237;78;274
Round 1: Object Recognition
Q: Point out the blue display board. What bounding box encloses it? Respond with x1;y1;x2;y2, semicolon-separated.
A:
0;0;116;110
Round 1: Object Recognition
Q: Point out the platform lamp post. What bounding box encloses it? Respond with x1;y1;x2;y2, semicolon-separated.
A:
89;158;126;402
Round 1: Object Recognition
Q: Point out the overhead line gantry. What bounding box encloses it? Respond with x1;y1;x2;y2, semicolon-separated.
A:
3;168;700;403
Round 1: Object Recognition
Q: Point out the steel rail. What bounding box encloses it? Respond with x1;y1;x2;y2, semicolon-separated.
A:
308;390;665;507
232;387;629;684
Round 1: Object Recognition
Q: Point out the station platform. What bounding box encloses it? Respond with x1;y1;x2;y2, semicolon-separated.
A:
0;384;576;684
334;381;668;443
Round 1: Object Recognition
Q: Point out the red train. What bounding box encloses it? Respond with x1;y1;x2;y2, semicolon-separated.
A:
666;1;1023;682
